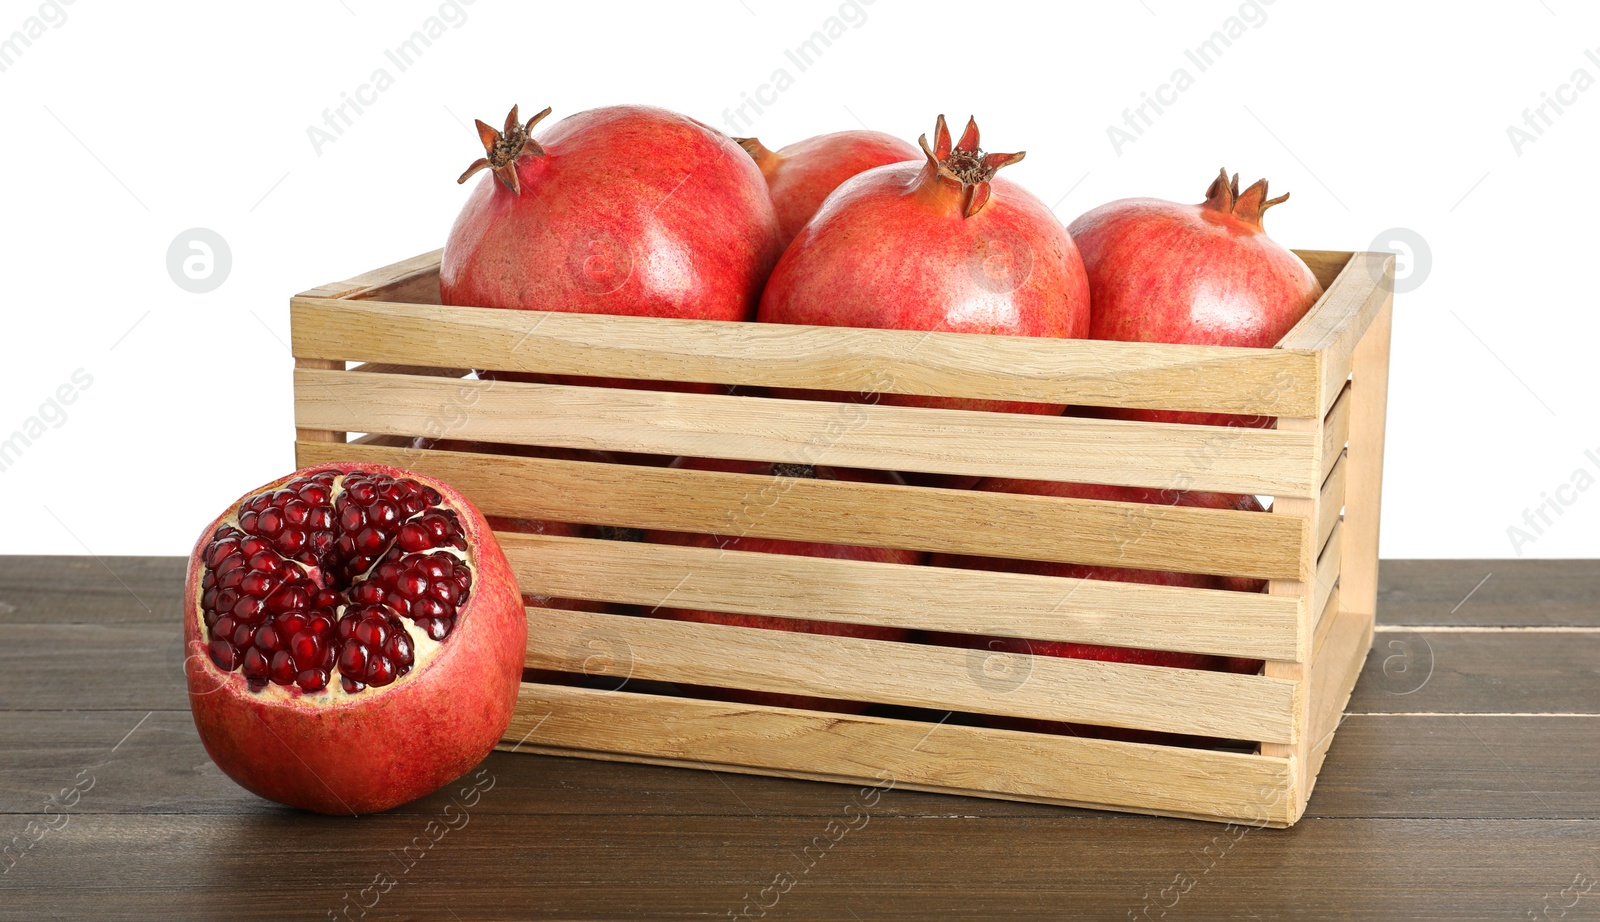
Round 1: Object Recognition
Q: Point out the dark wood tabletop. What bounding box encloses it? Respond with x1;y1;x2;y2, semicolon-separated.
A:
2;557;1596;920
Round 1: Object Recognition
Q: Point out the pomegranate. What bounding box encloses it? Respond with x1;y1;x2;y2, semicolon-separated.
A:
1068;168;1323;427
183;463;524;814
644;458;922;713
757;115;1091;415
443;104;780;322
735;131;920;249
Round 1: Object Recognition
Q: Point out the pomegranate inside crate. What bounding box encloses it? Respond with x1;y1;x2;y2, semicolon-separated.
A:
288;240;1392;826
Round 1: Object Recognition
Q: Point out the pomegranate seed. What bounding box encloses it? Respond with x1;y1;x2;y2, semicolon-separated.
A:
365;656;396;687
290;629;321;663
254;624;282;652
338;642;367;677
398;522;431;553
270;651;297;686
383;632;413;665
202;471;473;694
208;640;241;671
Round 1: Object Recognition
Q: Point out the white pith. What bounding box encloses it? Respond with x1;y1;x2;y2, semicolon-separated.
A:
193;472;474;704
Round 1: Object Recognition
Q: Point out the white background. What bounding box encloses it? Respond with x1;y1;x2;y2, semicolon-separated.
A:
1;0;1595;559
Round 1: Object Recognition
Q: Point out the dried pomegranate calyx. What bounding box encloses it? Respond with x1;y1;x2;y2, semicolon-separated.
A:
456;104;554;194
916;114;1025;219
1201;168;1289;229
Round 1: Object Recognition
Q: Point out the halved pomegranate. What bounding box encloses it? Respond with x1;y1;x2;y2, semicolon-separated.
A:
183;463;524;815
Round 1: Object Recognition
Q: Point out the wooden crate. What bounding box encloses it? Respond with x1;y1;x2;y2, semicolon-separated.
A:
290;248;1393;826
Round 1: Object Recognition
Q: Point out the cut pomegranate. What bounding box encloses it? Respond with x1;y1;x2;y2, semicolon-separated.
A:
184;463;525;815
197;469;474;695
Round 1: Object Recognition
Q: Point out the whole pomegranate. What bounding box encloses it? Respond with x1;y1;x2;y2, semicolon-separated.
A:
757;115;1091;415
644;458;922;713
442;104;780;322
183;463;525;815
735;131;919;249
1069;169;1323;427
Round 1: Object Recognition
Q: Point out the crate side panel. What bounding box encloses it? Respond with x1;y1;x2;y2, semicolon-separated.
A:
293;369;1322;496
525;607;1298;743
500;533;1301;661
507;684;1299;825
289;297;1323;417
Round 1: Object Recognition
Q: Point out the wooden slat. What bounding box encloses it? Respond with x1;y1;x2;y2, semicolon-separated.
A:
1342;301;1393;620
290;297;1324;417
1303;607;1374;799
1276;252;1394;415
1293;249;1355;291
349;361;470;378
507;684;1298;825
502;533;1301;660
524;608;1299;743
295;248;444;300
300;441;1310;581
1323;381;1352;480
292;358;344;445
1315;519;1344;623
1313;586;1342;657
1319;449;1348;552
293;369;1322;496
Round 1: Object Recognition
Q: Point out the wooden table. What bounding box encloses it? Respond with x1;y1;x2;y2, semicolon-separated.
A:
2;557;1595;920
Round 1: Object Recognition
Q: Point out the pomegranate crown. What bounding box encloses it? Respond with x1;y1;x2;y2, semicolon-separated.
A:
1202;168;1290;228
457;104;553;194
917;114;1024;219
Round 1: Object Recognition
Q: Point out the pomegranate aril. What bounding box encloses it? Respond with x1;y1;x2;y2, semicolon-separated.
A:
416;617;451;641
290;629;322;663
242;648;269;688
270;651;297;686
208;640;241;671
231;623;257;649
396;572;428;600
398;522;431;553
297;668;329;692
413;597;449;620
350;582;386;605
283;499;310;525
383;632;414;666
346;480;376;504
276;614;307;638
267;586;309;615
254;624;282;652
365;656;397;687
232;595;265;622
278;528;308;554
354;618;388;649
239;572;277;597
213;615;239;641
239;511;259;532
338;642;368;677
341;676;365;694
430;580;459;605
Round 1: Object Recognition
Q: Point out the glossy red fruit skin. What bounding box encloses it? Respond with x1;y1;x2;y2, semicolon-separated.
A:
757;117;1091;416
644;458;922;713
183;463;525;815
442;105;780;322
740;131;921;250
1068;171;1322;428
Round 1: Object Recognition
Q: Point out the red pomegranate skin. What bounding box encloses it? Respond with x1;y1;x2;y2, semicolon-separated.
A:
644;458;922;713
184;463;525;815
442;105;780;322
1069;170;1323;427
758;116;1091;415
738;131;921;249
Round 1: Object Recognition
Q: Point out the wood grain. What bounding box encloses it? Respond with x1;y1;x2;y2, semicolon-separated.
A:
291;297;1325;417
507;683;1298;825
300;439;1311;581
501;532;1303;660
1276;251;1395;415
293;368;1324;496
